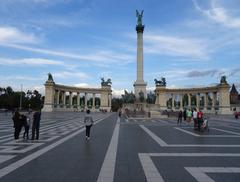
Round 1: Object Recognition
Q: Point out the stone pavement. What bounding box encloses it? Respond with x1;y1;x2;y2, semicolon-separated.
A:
0;112;240;182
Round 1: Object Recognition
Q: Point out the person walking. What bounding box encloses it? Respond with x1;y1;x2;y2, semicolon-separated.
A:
31;110;41;140
84;110;94;140
118;108;122;118
177;110;183;125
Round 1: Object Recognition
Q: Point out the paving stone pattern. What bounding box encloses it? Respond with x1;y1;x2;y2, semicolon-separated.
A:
0;112;240;182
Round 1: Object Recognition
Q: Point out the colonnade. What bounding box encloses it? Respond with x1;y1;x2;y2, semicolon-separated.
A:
166;92;218;111
42;79;112;112
155;82;231;114
54;90;101;110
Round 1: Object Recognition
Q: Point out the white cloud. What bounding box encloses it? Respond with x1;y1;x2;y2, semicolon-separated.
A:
193;0;240;28
144;33;208;59
0;75;43;81
0;27;38;44
112;88;125;97
0;43;134;64
0;57;67;66
73;83;98;88
32;85;45;94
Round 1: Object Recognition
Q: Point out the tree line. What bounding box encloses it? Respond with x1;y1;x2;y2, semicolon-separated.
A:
0;86;44;111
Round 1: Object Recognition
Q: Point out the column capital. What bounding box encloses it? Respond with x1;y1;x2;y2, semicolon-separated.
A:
136;25;145;33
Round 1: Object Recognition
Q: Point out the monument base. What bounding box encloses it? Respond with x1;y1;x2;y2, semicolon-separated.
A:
218;108;232;115
134;82;147;99
150;111;168;118
42;104;54;112
100;106;111;112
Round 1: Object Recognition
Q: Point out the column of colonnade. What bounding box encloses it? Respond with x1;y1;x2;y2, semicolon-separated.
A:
168;91;218;112
52;90;100;111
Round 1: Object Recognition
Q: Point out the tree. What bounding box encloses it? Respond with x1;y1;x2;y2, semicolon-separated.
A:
111;98;123;112
6;86;13;95
0;87;43;110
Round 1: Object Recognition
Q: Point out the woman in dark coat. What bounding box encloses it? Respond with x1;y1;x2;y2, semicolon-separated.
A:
12;110;23;140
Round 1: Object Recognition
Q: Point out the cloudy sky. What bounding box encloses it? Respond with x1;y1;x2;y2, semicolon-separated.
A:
0;0;240;96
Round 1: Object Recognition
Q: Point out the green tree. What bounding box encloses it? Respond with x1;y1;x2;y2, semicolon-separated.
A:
111;98;123;112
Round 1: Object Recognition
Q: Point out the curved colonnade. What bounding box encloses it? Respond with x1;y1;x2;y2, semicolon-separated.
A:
42;80;112;112
155;82;231;114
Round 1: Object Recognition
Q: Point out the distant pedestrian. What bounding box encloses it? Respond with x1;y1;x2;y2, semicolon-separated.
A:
235;111;239;119
197;110;203;131
84;110;94;140
31;110;41;140
118;108;122;118
193;108;198;130
177;110;182;125
12;109;23;140
186;109;192;123
183;109;187;121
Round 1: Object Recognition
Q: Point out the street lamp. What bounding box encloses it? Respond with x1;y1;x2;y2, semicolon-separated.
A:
20;84;23;110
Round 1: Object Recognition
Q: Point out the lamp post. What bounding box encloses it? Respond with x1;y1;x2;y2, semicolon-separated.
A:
20;84;23;110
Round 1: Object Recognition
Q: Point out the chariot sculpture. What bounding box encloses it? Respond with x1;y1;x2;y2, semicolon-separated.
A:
101;78;112;86
154;77;166;86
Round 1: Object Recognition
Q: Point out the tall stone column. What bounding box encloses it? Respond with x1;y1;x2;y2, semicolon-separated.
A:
56;90;60;108
85;93;87;110
109;94;112;108
212;92;217;110
155;86;167;110
69;92;73;109
100;85;112;112
218;83;231;114
171;94;174;110
93;93;95;111
42;81;55;112
134;12;147;99
180;94;183;110
196;93;200;111
77;92;80;110
204;93;208;110
63;91;66;109
188;93;191;108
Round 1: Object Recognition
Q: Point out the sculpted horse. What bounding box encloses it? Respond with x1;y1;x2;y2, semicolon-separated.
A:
101;78;112;86
154;77;166;86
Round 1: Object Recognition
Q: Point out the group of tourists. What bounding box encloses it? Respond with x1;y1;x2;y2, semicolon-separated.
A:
12;109;41;141
178;108;204;131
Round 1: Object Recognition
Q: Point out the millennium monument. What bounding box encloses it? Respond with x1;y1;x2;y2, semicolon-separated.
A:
42;10;232;115
134;10;147;100
128;10;231;115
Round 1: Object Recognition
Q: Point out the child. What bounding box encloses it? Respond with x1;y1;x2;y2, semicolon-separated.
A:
23;115;30;140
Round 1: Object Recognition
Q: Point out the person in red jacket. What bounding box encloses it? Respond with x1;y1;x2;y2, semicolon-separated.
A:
197;110;203;131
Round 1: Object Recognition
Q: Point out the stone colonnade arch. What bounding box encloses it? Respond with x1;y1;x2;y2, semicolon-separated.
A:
155;82;231;114
42;78;112;112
